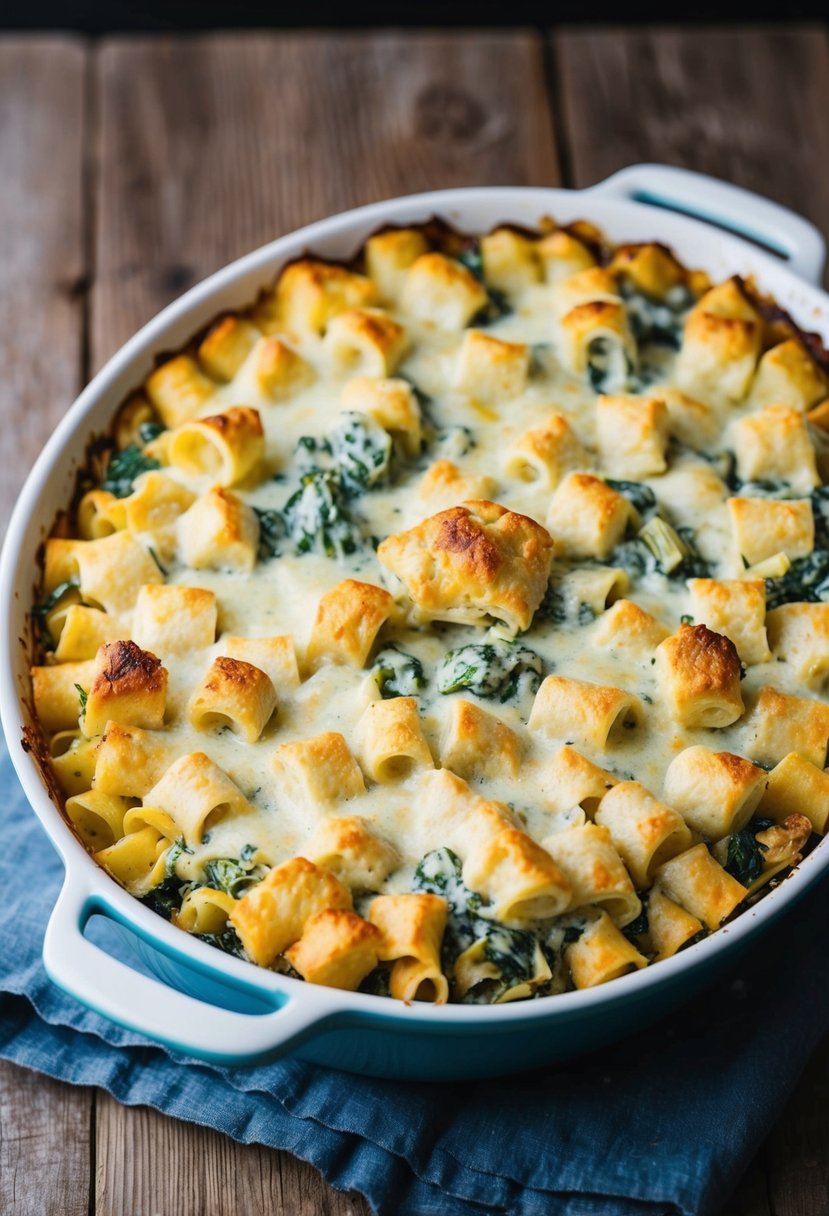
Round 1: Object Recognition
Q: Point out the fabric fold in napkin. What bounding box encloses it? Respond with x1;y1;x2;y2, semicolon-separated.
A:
2;735;828;1216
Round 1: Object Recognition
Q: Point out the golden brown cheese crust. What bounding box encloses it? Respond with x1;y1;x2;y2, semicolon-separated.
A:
84;641;168;736
306;579;394;671
656;624;744;729
378;499;554;633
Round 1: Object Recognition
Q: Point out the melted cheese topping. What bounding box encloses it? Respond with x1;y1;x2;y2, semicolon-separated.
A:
33;228;829;1005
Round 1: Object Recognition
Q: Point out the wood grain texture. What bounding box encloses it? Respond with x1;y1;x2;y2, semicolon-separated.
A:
94;1092;370;1216
553;26;829;256
0;39;92;1209
0;36;87;517
92;30;559;365
763;1034;829;1216
0;1059;91;1216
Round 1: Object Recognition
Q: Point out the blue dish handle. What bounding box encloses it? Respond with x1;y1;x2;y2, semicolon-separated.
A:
590;163;826;286
43;869;343;1065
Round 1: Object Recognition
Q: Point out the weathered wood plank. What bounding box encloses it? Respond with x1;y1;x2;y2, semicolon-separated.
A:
0;36;92;1213
762;1034;829;1216
0;36;88;516
90;30;560;1215
554;26;829;274
0;1059;91;1216
92;30;559;366
94;1091;370;1216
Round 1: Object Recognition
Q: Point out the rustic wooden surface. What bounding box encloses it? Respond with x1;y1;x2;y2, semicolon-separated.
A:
1;25;828;1215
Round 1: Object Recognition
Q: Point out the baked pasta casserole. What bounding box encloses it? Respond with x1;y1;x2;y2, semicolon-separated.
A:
29;218;829;1005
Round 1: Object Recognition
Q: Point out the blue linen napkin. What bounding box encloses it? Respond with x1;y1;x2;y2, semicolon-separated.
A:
2;733;829;1216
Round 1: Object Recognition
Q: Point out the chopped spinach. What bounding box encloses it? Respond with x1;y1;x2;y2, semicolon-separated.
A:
329;411;392;495
537;581;596;627
435;424;475;458
197;925;246;958
138;420;166;444
359;967;391;997
33;578;80;646
456;241;484;281
165;837;192;877
624;290;685;349
764;550;829;610
481;922;539;988
294;434;331;469
587;339;632;394
282;469;360;559
473;287;512;328
812;487;829;550
623;901;649;941
605;479;657;517
140;875;187;921
253;507;284;561
413;847;539;1001
608;538;657;581
203;850;265;899
100;444;160;498
723;818;775;886
436;640;543;702
33;578;79;622
371;645;426;699
454;240;511;325
73;683;88;713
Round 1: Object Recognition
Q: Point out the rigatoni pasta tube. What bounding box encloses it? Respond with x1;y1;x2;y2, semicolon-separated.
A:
83;640;168;737
647;887;705;961
368;893;449;1004
284;909;382;991
594;781;691;888
305;816;400;891
541;823;641;926
229;857;352;967
306;579;394;672
565;910;648;990
529;675;644;750
272;732;365;812
663;746;767;841
654;844;746;929
174;887;236;935
538;746;617;816
31;660;96;733
143;752;250;846
49;730;99;796
188;656;277;743
439;698;522;780
65;790;129;851
757;752;829;835
168;406;264;486
93;721;175;798
462;827;571;923
354;696;434;783
745;687;829;769
655;624;744;729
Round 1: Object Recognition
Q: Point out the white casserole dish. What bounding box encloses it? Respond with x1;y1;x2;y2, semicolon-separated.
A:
2;164;828;1080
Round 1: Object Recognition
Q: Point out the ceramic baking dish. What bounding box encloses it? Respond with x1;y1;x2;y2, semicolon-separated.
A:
2;164;828;1081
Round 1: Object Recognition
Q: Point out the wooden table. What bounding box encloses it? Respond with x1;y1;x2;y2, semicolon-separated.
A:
2;25;829;1215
